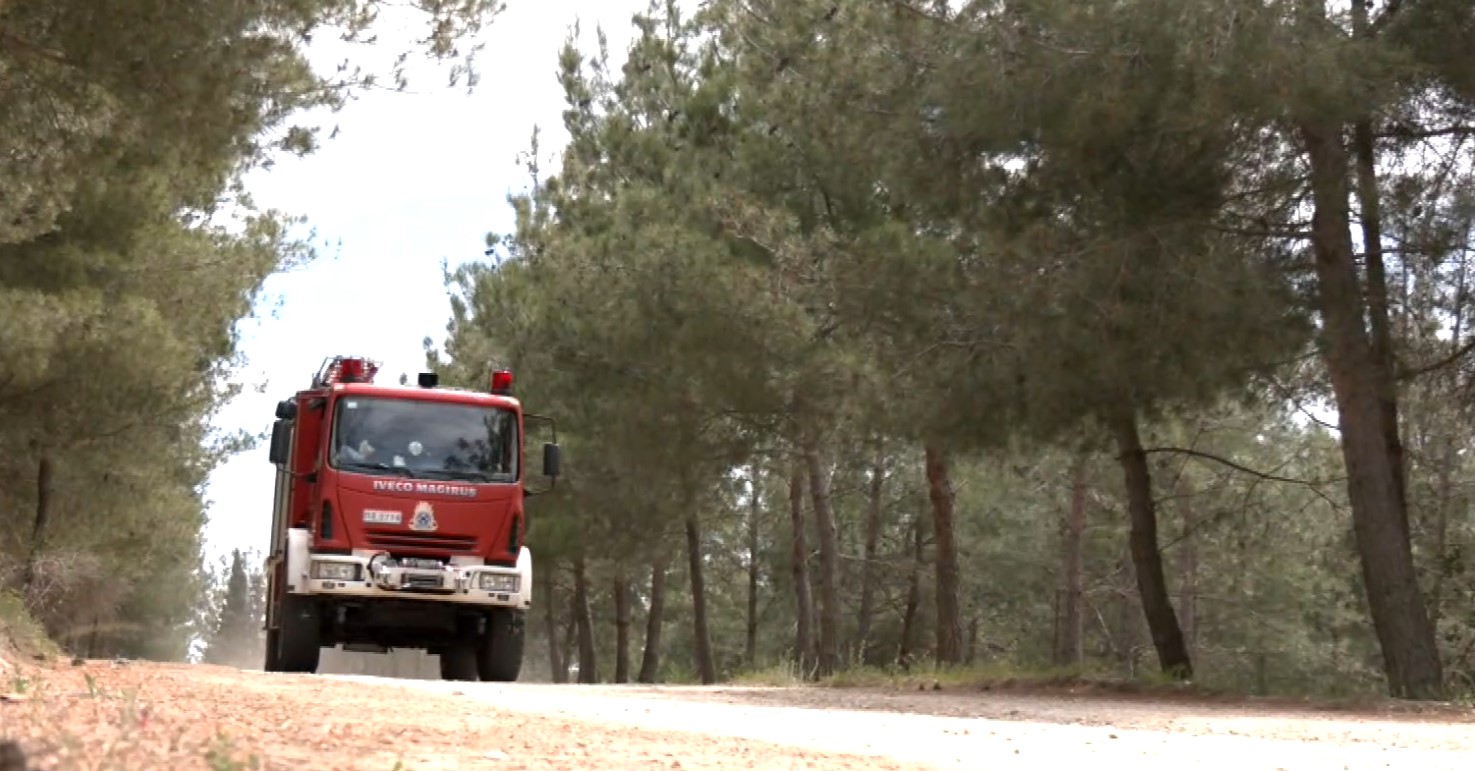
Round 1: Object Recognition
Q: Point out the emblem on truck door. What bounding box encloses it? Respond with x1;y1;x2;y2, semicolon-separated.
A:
410;501;438;532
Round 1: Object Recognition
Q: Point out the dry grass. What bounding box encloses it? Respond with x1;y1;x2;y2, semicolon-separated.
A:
0;590;59;666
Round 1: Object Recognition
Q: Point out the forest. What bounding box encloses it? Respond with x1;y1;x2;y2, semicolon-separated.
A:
6;0;1475;703
423;0;1475;702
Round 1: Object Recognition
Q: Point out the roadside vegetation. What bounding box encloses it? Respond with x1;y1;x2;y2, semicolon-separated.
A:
428;0;1475;703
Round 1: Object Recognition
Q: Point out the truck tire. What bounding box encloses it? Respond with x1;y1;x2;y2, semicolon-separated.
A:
275;595;321;674
476;609;524;682
439;643;479;681
264;627;282;672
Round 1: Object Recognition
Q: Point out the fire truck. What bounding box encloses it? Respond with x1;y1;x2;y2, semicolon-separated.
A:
262;355;559;681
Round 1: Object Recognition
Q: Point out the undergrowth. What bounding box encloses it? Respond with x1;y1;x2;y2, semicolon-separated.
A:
728;659;1475;709
0;589;59;663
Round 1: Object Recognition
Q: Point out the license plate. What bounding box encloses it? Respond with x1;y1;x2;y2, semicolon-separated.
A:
363;509;403;524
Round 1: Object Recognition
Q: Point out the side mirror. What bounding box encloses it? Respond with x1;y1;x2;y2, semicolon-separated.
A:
268;419;293;465
543;442;561;478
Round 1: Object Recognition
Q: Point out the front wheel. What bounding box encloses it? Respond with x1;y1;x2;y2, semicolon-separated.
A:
263;627;282;672
476;609;524;682
439;642;479;681
275;595;321;674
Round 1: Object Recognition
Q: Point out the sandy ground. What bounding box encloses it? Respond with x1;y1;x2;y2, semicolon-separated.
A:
3;657;1475;770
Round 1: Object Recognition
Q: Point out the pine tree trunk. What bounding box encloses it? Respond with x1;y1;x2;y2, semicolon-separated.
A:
685;510;718;684
1177;476;1198;653
541;566;566;684
924;444;963;666
856;441;886;664
804;440;842;677
613;571;631;683
637;557;667;683
22;454;54;592
788;459;815;675
1055;451;1089;667
1431;255;1467;629
573;555;598;684
898;509;926;669
1353;118;1409;517
1351;0;1409;535
745;467;761;668
1300;118;1443;699
1114;541;1138;670
560;610;576;683
1111;410;1192;680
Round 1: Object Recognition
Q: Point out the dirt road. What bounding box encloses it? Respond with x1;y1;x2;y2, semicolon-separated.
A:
3;659;1475;770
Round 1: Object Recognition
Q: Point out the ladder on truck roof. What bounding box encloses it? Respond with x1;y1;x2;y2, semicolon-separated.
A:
312;355;380;388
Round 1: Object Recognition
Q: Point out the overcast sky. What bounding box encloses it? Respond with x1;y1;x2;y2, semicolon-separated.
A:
199;0;654;566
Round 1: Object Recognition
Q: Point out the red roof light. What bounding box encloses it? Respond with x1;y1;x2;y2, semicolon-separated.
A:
340;358;367;382
491;370;513;394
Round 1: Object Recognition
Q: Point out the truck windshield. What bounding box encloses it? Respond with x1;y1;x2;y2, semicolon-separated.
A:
330;396;518;483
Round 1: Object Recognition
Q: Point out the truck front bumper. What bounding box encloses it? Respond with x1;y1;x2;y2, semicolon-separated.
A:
283;529;532;610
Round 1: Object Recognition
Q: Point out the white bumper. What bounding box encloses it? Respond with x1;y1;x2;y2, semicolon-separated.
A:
283;528;533;609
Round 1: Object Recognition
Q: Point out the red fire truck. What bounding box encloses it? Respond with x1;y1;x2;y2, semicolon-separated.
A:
262;355;559;681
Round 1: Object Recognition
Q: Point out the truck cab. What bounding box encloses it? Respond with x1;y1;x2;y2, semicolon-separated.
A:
263;356;559;681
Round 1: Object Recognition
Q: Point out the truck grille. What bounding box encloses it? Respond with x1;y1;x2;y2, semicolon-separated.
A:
365;531;478;553
402;573;446;590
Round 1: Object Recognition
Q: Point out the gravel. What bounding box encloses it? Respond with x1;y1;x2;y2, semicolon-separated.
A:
335;677;1475;770
4;659;1475;770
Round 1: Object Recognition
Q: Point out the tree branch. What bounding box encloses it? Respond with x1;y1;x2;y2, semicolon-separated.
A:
1398;337;1475;381
1377;124;1475;141
1139;446;1342;486
1369;0;1405;35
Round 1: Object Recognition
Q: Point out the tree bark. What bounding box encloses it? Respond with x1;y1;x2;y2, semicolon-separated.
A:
572;555;598;684
1351;0;1409;537
856;441;886;664
685;510;718;684
637;556;668;683
540;566;566;683
1114;541;1139;670
898;508;926;669
613;571;631;683
924;444;963;666
1300;118;1443;699
1430;270;1465;629
745;466;762;668
560;609;576;683
804;440;842;677
1177;476;1198;653
1054;451;1089;667
22;454;54;592
787;458;816;675
1353;117;1408;520
1111;410;1193;680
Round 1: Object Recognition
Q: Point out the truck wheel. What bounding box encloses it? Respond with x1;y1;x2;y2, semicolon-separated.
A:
264;627;282;672
476;609;524;682
275;595;321;674
439;643;479;681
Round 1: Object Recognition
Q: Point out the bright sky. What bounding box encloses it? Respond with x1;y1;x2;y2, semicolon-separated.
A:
200;0;654;566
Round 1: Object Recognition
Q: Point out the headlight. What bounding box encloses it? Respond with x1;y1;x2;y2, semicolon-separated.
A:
478;573;520;593
312;561;360;581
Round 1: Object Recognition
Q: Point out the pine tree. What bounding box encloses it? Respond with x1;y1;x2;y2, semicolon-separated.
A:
204;551;257;667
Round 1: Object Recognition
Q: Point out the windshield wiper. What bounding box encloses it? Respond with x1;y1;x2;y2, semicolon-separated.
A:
340;462;415;477
418;468;503;483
